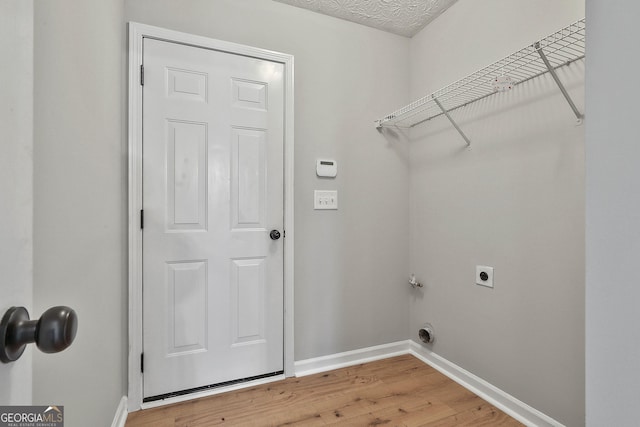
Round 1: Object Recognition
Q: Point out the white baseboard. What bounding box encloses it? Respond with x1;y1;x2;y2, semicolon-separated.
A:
111;396;128;427
294;340;410;377
408;340;565;427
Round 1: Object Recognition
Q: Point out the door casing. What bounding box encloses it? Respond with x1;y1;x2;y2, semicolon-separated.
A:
127;22;295;412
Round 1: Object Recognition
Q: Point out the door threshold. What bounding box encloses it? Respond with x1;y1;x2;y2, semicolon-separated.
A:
140;371;285;409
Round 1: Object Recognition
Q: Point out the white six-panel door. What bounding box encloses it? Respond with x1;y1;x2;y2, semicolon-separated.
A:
142;37;284;399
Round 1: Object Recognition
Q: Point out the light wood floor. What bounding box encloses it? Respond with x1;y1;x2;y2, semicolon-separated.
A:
126;354;523;426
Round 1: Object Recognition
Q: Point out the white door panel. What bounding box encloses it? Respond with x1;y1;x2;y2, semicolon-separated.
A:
142;38;284;399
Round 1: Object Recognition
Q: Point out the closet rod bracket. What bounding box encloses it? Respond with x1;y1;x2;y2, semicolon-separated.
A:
535;42;583;122
432;96;471;146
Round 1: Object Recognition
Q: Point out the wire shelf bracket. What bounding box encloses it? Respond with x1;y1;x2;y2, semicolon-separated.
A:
535;41;583;123
375;18;586;144
432;95;471;146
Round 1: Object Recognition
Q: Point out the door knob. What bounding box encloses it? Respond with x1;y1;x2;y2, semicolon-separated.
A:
0;306;78;363
269;230;281;240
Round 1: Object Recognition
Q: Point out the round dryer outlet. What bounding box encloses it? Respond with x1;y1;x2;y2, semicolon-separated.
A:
418;323;435;344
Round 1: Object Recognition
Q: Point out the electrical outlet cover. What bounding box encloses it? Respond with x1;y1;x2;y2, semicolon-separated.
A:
476;265;494;288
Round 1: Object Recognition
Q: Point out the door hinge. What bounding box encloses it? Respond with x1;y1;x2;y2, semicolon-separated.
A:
140;209;144;229
140;65;144;86
141;353;144;373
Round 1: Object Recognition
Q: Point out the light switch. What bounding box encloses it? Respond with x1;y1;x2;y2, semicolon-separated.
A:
314;190;338;210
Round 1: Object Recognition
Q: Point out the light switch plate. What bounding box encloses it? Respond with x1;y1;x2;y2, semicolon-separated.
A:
476;265;494;288
314;190;338;210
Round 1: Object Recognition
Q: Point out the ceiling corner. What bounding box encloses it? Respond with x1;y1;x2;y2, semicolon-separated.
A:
273;0;458;38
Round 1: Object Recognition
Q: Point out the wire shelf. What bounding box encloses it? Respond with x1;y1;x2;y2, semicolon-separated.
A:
375;18;585;131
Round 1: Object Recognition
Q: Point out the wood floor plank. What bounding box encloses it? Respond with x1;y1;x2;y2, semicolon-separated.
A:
424;402;523;426
126;355;524;427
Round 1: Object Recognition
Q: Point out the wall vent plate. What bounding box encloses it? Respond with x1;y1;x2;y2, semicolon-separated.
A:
476;265;494;288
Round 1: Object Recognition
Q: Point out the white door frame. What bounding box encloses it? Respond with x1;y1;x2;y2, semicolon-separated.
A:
127;22;295;412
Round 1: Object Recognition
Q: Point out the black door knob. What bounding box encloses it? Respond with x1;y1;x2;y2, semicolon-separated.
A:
0;306;78;363
270;230;281;240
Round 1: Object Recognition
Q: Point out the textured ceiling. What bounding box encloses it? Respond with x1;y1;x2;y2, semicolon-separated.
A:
274;0;458;38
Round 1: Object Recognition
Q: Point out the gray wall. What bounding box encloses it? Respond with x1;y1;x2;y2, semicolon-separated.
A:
125;0;412;361
28;0;604;425
33;0;126;425
407;1;585;425
585;1;640;425
31;1;410;425
0;0;33;405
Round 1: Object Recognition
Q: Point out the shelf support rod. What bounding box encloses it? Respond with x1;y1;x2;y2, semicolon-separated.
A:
432;95;471;146
535;42;583;121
